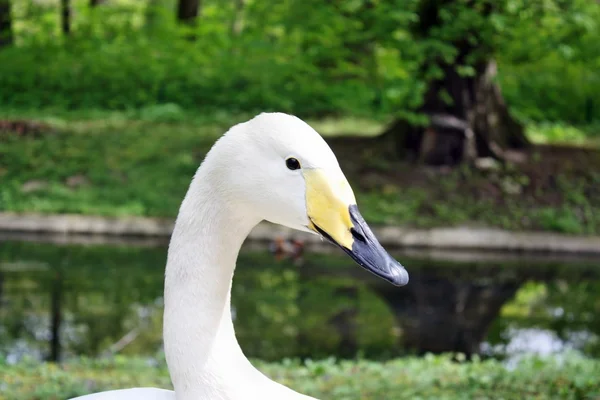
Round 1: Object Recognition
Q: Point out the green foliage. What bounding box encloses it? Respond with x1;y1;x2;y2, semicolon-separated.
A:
357;164;600;235
1;239;410;361
498;0;600;124
526;122;600;146
0;116;219;216
0;0;408;117
1;354;599;400
495;280;600;358
1;0;599;124
1;115;599;233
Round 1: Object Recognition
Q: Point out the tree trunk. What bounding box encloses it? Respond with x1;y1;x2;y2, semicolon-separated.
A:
327;286;358;358
145;0;161;34
60;0;71;36
0;271;4;311
177;0;201;24
0;0;13;47
374;270;520;357
49;271;63;362
382;0;529;166
229;0;245;38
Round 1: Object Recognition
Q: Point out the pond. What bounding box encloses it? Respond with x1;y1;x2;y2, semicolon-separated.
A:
1;234;599;364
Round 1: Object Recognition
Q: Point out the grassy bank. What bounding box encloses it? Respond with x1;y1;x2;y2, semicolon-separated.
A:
1;110;599;234
2;354;599;400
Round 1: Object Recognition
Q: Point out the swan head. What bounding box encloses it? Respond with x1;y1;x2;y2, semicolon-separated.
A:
206;112;409;286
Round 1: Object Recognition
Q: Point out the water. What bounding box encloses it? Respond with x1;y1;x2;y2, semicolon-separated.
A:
1;235;599;364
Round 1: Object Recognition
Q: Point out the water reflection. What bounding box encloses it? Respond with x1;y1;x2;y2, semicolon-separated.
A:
0;237;598;363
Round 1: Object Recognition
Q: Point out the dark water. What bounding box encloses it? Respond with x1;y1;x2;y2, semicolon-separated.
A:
1;236;599;364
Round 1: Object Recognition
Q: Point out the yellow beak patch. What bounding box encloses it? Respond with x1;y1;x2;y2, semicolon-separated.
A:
303;169;357;249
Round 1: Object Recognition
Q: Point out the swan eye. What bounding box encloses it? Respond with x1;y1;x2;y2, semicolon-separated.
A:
286;157;301;170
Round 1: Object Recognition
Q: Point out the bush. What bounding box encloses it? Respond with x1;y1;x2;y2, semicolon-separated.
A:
2;0;598;124
1;353;599;400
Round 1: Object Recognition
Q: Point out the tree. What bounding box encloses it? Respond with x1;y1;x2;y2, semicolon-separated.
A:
60;0;71;35
177;0;201;25
0;0;12;47
49;270;63;361
230;0;246;37
90;0;105;6
380;0;529;165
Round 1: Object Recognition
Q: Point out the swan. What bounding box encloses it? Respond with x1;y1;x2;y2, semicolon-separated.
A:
71;113;409;400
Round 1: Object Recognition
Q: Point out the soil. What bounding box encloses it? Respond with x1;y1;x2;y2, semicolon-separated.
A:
0;119;54;138
328;135;600;228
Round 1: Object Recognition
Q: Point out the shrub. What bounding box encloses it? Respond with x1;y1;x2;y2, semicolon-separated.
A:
1;353;599;400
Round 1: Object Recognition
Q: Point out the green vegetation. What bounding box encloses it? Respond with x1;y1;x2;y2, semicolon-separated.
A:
2;3;600;398
526;123;600;147
1;113;599;234
3;239;600;364
1;1;599;232
0;0;599;126
2;354;599;400
3;239;600;362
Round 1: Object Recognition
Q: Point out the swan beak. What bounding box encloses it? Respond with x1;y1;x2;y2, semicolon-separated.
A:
304;169;409;286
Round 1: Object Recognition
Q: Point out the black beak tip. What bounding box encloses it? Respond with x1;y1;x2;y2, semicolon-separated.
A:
387;262;409;286
311;207;410;287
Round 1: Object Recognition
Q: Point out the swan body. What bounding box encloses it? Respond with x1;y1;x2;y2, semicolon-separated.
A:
70;113;409;400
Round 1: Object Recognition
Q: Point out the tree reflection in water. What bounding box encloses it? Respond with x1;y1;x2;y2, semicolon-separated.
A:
0;239;598;363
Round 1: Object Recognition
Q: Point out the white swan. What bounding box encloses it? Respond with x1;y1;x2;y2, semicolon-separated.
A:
71;113;409;400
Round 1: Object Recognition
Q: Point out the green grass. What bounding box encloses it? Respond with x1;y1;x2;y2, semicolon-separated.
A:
0;107;388;138
526;122;600;147
0;109;387;217
356;183;600;235
1;109;599;234
0;118;213;216
2;354;599;400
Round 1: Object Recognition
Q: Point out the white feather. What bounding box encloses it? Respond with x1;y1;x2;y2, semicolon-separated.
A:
71;388;174;400
70;113;348;400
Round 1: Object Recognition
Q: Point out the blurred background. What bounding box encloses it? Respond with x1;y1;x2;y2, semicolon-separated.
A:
0;0;599;399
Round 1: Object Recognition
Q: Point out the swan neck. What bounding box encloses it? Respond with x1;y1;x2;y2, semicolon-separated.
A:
163;175;258;399
162;168;317;400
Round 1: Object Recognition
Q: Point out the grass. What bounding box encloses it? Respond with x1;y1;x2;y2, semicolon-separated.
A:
0;107;389;137
526;122;600;147
1;109;599;234
2;353;599;400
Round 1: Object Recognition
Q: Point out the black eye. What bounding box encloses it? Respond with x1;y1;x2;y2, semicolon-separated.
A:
286;157;301;170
